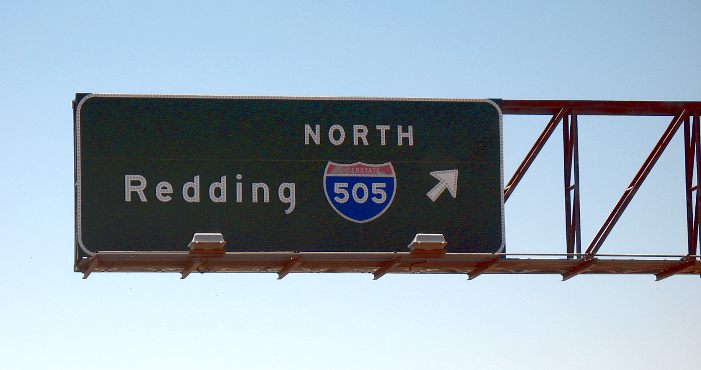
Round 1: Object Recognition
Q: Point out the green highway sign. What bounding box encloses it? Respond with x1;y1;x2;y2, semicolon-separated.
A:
74;94;504;257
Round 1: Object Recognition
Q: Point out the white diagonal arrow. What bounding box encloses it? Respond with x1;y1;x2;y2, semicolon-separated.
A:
426;169;459;202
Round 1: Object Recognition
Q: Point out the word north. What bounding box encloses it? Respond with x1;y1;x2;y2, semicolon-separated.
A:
304;124;414;146
124;175;296;214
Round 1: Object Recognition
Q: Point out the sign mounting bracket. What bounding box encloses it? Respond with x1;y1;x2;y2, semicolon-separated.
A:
373;257;402;280
277;257;302;280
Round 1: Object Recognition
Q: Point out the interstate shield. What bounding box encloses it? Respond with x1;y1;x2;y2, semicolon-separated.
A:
323;162;397;223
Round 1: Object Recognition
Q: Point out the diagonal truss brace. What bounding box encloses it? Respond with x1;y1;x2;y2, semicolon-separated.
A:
586;111;689;255
504;109;583;258
504;109;566;202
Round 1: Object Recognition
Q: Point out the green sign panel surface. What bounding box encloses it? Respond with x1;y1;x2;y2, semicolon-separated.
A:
75;94;504;256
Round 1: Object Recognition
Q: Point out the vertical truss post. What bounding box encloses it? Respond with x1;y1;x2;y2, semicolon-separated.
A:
586;110;689;256
684;113;701;256
563;113;582;258
573;114;583;256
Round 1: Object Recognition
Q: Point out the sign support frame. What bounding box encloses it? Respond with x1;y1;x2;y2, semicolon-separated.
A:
74;98;701;280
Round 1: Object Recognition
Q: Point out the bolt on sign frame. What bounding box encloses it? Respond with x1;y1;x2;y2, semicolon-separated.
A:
75;99;701;280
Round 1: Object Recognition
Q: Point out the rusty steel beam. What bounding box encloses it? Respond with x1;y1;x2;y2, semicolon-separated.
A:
504;108;566;202
502;100;701;116
75;252;701;278
586;111;689;256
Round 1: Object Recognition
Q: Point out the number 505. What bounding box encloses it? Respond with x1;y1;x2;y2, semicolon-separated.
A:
333;182;387;204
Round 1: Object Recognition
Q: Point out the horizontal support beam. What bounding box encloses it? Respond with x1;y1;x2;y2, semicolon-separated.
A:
502;100;701;116
75;252;701;278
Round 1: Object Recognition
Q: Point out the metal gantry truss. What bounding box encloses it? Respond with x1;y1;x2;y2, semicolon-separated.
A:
78;100;701;280
503;100;701;280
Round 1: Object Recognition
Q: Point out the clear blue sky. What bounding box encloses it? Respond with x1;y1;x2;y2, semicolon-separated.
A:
1;1;700;369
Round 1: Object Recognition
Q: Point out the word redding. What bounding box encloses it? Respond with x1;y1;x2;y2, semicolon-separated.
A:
124;174;296;214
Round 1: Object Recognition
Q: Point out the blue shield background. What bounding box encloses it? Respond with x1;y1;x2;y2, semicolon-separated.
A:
324;162;396;223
